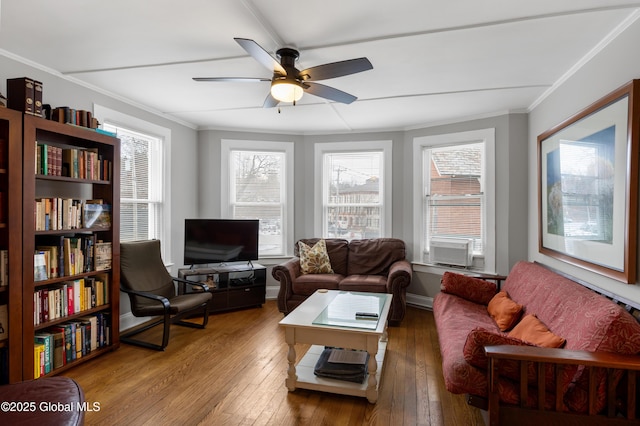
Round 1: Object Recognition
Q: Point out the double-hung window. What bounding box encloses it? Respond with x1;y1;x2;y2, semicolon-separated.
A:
95;105;170;259
221;140;294;257
413;129;495;271
315;141;392;240
104;125;164;243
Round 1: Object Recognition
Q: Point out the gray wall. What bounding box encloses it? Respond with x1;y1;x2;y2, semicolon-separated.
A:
528;17;640;305
198;114;530;303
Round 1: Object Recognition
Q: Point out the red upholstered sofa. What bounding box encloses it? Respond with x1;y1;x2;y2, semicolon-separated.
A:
272;238;412;325
433;261;640;424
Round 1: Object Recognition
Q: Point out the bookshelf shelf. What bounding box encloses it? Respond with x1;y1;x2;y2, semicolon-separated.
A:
34;304;111;331
22;114;120;380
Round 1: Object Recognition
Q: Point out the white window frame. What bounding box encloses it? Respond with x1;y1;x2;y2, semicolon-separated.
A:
220;139;294;257
412;129;495;272
314;140;393;238
93;104;171;262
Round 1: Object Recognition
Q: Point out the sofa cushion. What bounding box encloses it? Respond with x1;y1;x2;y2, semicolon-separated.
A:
296;238;349;275
292;273;343;296
487;291;523;331
347;238;405;276
299;239;334;274
339;275;387;293
508;314;565;348
441;272;497;305
433;292;499;396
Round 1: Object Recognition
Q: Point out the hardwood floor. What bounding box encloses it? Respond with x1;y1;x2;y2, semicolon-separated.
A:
63;301;484;425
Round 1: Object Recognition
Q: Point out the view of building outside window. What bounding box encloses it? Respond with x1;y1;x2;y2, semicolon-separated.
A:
229;150;285;256
103;124;162;243
324;151;383;240
425;143;484;253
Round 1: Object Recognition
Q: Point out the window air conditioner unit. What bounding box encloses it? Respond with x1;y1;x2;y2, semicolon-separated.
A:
429;237;473;267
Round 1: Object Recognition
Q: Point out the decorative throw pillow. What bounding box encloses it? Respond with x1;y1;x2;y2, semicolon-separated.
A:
464;327;557;386
440;272;497;305
487;291;523;331
508;314;566;348
299;239;334;274
463;327;532;369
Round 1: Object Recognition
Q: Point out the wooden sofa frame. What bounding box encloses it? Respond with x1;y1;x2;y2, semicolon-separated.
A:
466;263;640;425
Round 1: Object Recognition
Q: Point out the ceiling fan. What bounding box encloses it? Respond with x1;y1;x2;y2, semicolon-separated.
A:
193;38;373;108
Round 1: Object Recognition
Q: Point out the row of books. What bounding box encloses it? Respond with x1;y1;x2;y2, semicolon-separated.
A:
34;198;111;231
35;142;112;181
34;312;111;378
33;277;109;325
34;236;112;281
50;107;98;130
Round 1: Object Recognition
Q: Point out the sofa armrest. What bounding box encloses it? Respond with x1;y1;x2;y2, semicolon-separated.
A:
272;257;302;314
385;259;412;325
387;259;412;292
484;345;640;422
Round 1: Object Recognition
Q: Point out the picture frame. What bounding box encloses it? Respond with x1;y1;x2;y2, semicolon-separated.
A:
538;80;640;283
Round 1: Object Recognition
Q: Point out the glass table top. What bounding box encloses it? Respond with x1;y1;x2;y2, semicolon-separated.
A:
312;291;388;330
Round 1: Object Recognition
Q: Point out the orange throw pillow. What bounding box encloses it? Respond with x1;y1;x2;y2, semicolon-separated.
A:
508;314;566;348
487;291;523;331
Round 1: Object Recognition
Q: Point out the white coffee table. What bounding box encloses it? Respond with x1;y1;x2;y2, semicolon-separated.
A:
278;290;392;403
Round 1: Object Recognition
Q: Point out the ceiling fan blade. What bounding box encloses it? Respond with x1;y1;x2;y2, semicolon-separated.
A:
263;92;280;108
192;77;271;82
234;38;286;75
304;82;357;104
300;57;372;81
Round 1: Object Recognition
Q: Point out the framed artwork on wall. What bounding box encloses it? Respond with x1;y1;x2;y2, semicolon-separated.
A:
538;80;640;283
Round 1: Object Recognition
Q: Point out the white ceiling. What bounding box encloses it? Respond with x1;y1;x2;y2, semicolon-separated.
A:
1;1;639;134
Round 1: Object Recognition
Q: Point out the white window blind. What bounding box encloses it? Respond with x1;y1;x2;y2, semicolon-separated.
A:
103;124;163;243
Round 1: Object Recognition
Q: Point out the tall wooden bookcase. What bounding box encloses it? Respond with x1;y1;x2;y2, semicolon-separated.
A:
21;114;120;380
0;107;23;383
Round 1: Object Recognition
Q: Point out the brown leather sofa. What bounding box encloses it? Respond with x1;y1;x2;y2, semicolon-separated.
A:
0;377;85;425
272;238;412;325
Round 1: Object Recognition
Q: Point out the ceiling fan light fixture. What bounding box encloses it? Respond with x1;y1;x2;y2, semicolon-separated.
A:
271;80;303;103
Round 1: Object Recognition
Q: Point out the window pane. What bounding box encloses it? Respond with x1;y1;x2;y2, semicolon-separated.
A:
104;123;162;243
426;143;484;252
230;150;285;256
324;151;383;240
120;202;149;241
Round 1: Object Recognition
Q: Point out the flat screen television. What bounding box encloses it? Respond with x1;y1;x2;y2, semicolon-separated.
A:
184;219;259;266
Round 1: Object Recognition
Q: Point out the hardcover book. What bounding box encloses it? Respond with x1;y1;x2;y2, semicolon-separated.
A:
7;77;35;115
34;253;48;281
94;242;112;271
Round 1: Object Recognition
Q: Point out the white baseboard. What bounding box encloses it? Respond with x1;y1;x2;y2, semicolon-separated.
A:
119;312;149;332
406;293;433;310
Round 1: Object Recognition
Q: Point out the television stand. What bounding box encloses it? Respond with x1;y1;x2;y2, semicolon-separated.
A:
177;263;266;313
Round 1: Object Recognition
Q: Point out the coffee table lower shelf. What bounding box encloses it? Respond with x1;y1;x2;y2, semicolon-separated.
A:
289;342;387;401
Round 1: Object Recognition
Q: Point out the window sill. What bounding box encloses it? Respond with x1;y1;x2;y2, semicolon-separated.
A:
411;262;492;275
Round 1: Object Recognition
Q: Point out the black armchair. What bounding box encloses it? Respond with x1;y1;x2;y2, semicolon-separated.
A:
120;240;212;350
